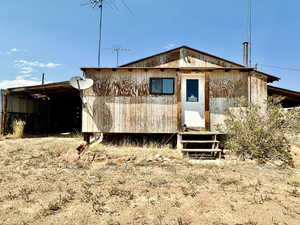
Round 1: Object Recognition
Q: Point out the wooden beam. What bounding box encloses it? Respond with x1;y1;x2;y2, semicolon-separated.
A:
205;72;210;131
176;72;182;131
1;90;8;135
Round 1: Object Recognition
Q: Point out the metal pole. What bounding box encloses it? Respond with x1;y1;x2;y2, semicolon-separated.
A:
98;1;103;68
42;73;45;85
116;49;119;67
248;0;252;67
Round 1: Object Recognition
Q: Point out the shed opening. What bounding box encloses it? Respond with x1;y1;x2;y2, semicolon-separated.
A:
1;82;82;135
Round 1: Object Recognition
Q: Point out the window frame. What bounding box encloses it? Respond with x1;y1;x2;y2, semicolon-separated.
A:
149;78;175;95
186;79;199;102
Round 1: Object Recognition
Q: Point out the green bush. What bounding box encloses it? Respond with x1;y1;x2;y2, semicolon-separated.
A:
221;97;300;167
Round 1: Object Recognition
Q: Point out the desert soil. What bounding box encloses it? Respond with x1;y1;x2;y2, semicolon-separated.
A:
0;137;300;225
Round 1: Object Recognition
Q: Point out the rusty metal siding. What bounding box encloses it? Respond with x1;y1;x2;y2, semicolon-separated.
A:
82;69;178;133
209;71;248;130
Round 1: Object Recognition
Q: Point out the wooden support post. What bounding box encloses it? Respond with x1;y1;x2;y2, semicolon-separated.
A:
83;133;91;144
176;72;182;131
1;90;8;135
205;72;210;131
177;133;183;150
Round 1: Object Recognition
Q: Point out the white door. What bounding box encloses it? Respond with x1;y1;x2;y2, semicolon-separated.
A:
181;75;205;128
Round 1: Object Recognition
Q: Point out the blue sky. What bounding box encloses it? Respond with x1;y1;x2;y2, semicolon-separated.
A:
0;0;299;91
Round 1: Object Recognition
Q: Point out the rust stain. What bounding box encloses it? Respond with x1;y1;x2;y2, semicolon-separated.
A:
93;79;149;97
210;79;246;98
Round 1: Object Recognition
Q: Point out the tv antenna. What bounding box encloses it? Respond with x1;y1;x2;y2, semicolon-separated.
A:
81;0;133;68
81;0;107;68
106;47;130;66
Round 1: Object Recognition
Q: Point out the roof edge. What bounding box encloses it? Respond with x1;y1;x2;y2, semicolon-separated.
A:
120;45;244;68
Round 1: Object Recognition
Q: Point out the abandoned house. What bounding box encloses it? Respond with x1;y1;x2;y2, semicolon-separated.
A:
1;45;300;155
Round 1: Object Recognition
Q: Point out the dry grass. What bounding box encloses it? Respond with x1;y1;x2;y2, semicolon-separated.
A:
12;120;26;138
0;137;299;225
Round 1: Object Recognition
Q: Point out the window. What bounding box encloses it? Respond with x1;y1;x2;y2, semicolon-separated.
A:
186;79;199;102
150;78;175;95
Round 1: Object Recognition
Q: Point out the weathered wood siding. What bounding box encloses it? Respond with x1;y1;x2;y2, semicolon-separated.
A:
180;48;238;68
209;71;249;130
125;50;181;68
83;69;178;133
124;47;240;69
249;72;268;106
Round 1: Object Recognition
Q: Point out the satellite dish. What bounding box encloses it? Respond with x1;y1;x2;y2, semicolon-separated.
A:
70;76;94;90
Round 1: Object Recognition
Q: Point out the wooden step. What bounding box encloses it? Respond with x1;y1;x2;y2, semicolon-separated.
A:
181;149;222;153
180;131;223;135
181;140;219;144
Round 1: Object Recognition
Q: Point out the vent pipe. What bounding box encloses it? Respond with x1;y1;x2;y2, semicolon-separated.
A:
243;42;249;67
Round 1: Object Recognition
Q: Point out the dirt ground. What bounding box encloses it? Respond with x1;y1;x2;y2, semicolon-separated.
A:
0;137;300;225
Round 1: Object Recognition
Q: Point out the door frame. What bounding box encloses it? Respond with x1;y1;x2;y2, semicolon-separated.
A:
177;72;210;131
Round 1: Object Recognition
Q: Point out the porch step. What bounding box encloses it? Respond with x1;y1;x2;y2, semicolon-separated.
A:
180;131;223;135
181;140;219;144
181;148;222;153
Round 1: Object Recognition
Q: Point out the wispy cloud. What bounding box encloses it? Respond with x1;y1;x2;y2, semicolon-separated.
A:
0;48;23;55
15;59;61;68
0;78;42;89
19;67;34;74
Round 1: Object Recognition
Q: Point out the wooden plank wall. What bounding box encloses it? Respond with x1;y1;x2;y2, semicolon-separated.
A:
124;50;180;68
180;48;239;68
249;72;268;106
209;71;248;130
82;69;178;133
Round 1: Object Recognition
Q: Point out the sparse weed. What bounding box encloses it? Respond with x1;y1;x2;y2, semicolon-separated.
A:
252;192;272;204
6;191;18;200
147;177;168;188
80;183;93;203
18;187;34;203
176;217;191;225
108;187;134;200
38;192;74;217
287;188;300;197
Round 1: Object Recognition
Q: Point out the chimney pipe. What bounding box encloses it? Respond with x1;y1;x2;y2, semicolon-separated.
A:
243;42;249;67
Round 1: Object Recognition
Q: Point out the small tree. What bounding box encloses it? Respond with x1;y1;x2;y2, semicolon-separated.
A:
222;97;300;167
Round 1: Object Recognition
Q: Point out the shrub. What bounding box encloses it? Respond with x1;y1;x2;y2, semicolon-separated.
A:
221;97;300;167
13;119;26;138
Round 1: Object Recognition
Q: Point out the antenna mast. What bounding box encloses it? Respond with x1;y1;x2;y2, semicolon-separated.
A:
82;0;107;68
112;47;130;66
248;0;252;67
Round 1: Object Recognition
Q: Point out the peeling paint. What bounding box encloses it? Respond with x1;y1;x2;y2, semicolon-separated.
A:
93;79;150;97
210;79;246;98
